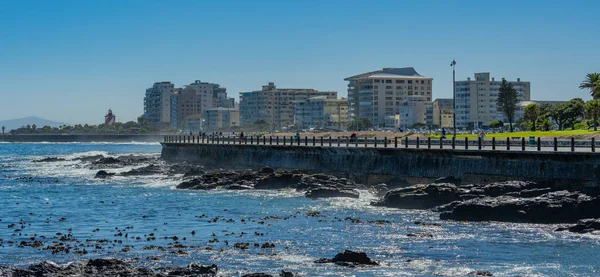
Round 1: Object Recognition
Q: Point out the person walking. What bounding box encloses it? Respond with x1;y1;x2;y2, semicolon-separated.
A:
479;130;486;148
240;132;245;143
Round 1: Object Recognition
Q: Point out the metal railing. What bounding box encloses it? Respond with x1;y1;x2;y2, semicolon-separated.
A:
162;135;599;153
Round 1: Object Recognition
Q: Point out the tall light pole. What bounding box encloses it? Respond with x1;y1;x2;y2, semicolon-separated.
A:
451;60;457;138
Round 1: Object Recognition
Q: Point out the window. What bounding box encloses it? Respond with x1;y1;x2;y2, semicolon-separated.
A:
421;80;425;84
385;80;392;83
385;86;392;89
396;86;402;89
408;80;413;84
374;80;380;83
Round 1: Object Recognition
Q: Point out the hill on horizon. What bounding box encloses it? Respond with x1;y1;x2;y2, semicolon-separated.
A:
0;116;68;132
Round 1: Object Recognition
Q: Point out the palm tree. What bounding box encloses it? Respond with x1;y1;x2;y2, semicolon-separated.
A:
1;126;4;134
580;73;600;99
32;124;37;132
586;100;600;131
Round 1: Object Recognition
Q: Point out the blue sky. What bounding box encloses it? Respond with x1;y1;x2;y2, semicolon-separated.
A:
0;0;598;124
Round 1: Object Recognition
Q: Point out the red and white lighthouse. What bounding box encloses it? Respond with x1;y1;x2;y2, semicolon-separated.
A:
104;109;116;125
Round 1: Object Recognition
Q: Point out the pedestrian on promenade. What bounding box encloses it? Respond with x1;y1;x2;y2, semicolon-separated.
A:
442;128;446;139
479;130;486;148
295;131;300;143
240;132;245;143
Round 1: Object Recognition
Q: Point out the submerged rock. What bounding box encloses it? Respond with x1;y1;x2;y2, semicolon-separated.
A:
121;164;164;176
433;176;461;184
315;250;379;266
33;157;66;163
556;218;600;234
94;170;115;179
305;187;359;199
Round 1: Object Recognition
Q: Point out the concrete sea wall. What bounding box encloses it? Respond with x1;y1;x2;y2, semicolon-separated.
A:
161;143;600;188
0;134;165;143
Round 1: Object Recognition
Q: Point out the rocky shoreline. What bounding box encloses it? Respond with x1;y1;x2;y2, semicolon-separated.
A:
36;154;600;233
0;250;382;277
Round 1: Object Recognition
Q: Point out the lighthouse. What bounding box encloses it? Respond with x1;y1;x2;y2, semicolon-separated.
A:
104;109;116;125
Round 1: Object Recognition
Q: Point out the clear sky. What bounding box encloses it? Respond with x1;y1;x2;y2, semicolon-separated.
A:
1;0;598;124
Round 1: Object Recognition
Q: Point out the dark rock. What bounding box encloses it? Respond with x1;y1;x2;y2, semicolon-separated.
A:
314;258;333;263
121;164;163;176
242;274;273;277
279;270;294;277
406;232;435;238
95;170;115;179
259;167;275;174
305;188;359;199
332;250;379;266
33;157;66;162
372;183;464;209
440;191;600;223
315;250;378;266
28;261;62;274
72;154;105;162
182;168;206;178
433;176;461;184
471;181;545;197
468;270;493;276
555;218;600;234
255;173;302;189
2;259;217;277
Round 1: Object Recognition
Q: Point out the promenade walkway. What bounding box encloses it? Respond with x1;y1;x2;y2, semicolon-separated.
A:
163;135;600;153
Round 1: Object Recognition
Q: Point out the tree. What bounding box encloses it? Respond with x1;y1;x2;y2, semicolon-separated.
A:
550;103;568;130
26;124;31;131
496;79;519;132
586;100;600;131
579;73;600;99
564;98;585;129
523;103;540;131
31;124;37;131
1;126;4;134
539;118;552;131
489;120;503;129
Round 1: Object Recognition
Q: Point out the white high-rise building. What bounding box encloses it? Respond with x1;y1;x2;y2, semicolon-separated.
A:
143;81;175;128
345;67;433;127
455;73;530;129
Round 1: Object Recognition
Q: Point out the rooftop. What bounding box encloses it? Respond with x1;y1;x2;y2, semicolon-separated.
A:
344;67;431;80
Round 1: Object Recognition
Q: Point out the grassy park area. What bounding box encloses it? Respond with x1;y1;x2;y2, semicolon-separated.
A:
429;130;600;139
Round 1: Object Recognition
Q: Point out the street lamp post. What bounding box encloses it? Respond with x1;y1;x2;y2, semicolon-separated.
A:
451;60;457;138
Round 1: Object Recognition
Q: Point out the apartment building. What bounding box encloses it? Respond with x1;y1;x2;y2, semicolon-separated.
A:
294;96;348;129
455;73;530;129
396;98;433;130
203;107;240;131
345;67;433;127
433;98;455;128
170;87;203;130
143;81;175;128
239;82;337;128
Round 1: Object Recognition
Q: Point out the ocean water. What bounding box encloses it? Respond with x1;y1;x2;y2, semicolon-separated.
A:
0;142;599;276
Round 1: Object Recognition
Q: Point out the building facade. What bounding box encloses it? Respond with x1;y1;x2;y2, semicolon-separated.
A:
239;82;337;129
455;73;530;129
345;67;433;128
203;108;240;131
143;81;175;128
294;96;348;129
433;98;454;128
396;97;433;130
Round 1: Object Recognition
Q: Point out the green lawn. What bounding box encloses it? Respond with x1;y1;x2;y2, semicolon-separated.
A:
429;130;600;139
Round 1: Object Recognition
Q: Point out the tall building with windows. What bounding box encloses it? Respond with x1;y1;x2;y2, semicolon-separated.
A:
345;67;433;127
143;81;175;128
455;73;530;129
294;96;348;129
203;107;240;131
239;82;337;128
433;98;454;128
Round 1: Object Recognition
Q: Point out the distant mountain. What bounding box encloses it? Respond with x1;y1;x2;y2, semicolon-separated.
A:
0;117;68;132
